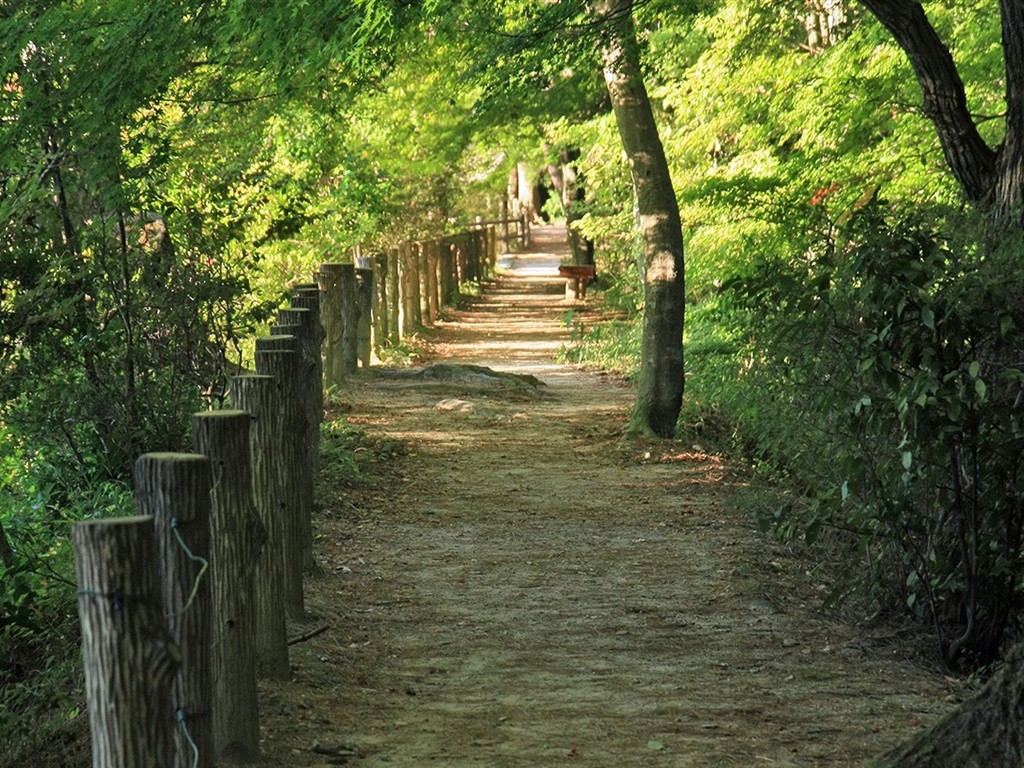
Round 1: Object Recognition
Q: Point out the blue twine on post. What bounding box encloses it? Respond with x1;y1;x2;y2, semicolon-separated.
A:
176;707;200;768
167;517;209;617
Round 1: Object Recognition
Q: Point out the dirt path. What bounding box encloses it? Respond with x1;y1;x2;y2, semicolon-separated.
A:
259;226;954;767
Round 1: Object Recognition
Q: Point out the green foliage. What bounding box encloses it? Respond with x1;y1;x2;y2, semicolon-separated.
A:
318;420;373;487
0;422;134;765
557;315;641;376
715;203;1024;668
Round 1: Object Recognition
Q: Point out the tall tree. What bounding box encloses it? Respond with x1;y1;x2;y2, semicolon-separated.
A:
594;0;685;437
858;0;1023;221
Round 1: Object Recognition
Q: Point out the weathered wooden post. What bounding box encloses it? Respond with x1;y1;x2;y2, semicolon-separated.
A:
291;284;325;409
254;345;309;615
387;247;401;343
425;239;440;324
440;238;456;308
355;266;374;367
416;241;431;325
470;230;482;283
229;376;290;679
192;410;265;763
398;243;416;336
73;516;179;768
276;304;323;458
273;306;321;477
316;263;345;389
372;252;390;353
329;263;358;375
136;452;214;768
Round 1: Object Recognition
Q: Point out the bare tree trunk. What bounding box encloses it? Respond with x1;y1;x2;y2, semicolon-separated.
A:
595;0;685;437
872;642;1024;767
856;0;1024;219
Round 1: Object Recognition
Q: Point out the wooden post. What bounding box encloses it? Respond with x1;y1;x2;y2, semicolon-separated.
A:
272;307;321;483
290;287;325;416
456;234;468;286
192;410;265;763
355;267;374;368
469;230;481;283
316;263;345;389
73;516;178;768
254;348;309;613
228;376;290;679
425;239;440;324
255;333;298;354
135;453;214;768
417;241;431;325
397;243;414;336
330;263;358;375
440;238;455;307
372;252;389;353
292;282;319;298
387;248;401;343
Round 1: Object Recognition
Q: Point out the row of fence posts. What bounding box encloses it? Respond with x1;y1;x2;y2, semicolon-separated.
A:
71;222;508;766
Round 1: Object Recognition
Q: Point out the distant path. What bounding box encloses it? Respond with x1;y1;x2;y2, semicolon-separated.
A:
259;225;952;767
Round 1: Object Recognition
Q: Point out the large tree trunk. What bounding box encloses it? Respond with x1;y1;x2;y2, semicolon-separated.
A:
872;642;1024;767
595;0;685;438
857;0;1024;220
995;0;1024;218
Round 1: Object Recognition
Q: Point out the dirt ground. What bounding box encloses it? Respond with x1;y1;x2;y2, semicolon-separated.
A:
256;226;956;767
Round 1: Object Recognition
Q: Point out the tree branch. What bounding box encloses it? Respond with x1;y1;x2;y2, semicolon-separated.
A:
857;0;997;205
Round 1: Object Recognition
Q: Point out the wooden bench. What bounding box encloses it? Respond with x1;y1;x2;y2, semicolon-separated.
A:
558;264;596;300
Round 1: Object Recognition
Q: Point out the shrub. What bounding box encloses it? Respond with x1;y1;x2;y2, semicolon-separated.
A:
719;204;1024;667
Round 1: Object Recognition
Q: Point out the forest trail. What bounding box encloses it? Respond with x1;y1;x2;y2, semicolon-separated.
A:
259;225;953;767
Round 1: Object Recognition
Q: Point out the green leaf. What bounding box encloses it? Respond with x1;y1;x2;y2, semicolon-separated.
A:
920;306;935;329
968;360;980;379
901;450;913;470
975;378;987;398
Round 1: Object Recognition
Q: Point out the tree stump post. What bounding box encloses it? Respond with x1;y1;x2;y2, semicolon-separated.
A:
327;263;358;375
290;287;325;414
273;306;321;479
135;452;214;768
416;241;431;325
425;239;440;324
397;243;415;336
191;410;265;763
274;305;320;400
440;238;456;307
387;247;401;344
468;230;480;283
316;263;345;389
254;347;309;615
228;376;290;679
73;516;179;768
372;252;389;353
355;267;374;367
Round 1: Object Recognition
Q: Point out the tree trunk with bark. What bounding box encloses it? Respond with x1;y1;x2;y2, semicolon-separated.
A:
858;0;1024;221
595;0;685;437
872;642;1024;767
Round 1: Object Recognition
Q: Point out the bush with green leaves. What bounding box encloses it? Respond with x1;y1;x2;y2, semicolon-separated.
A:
717;204;1024;668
